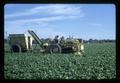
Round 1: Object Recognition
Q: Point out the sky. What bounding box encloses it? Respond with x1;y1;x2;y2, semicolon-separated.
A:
4;4;115;40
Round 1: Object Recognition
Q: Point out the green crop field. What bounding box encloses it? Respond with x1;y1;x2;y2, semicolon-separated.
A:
4;43;116;80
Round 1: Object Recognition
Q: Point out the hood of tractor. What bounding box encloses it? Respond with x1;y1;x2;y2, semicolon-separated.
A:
60;39;83;52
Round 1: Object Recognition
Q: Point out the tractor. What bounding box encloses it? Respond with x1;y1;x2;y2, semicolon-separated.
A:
8;30;84;54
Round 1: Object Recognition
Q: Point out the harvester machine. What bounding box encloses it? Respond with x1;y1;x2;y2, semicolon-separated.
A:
28;30;84;54
8;30;84;54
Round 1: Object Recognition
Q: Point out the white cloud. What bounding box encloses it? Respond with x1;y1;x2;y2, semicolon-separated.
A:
5;4;84;19
6;15;79;24
33;4;82;15
5;11;34;19
5;4;84;38
4;20;67;39
5;14;79;34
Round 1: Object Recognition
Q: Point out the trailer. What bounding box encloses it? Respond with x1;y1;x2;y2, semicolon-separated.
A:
9;34;33;52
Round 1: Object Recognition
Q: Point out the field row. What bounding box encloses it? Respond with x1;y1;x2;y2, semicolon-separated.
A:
4;43;116;79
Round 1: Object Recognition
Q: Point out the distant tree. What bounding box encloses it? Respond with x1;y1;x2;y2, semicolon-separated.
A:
87;39;115;43
45;38;52;43
89;39;93;43
77;38;83;43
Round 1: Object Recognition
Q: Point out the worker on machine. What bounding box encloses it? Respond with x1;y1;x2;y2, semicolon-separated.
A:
54;35;59;44
60;36;65;43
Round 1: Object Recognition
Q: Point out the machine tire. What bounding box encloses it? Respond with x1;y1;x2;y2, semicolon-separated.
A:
49;44;62;54
11;44;22;52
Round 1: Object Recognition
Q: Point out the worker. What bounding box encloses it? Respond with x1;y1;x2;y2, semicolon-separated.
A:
54;35;59;44
60;36;65;43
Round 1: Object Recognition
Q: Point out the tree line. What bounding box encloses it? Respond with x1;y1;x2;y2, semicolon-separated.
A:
4;38;115;44
80;39;115;43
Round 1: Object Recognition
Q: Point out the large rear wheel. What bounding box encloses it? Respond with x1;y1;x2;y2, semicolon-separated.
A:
49;44;62;54
11;44;22;53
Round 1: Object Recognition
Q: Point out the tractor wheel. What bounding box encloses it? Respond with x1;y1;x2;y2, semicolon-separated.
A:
49;44;62;54
11;44;22;53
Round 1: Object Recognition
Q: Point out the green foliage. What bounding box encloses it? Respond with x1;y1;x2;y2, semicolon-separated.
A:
4;43;116;79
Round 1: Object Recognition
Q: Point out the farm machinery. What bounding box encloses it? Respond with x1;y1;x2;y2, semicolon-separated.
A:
8;30;84;54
